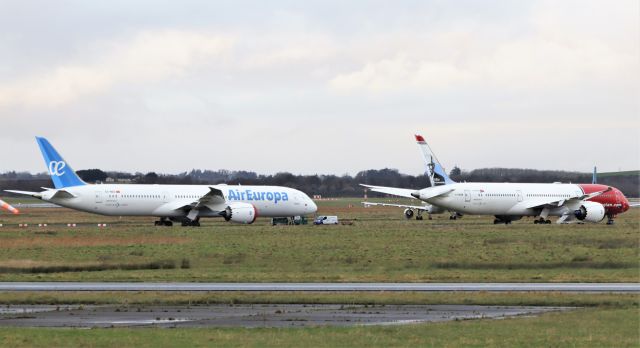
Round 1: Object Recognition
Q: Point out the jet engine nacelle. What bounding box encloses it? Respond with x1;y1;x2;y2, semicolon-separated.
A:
221;202;257;224
574;201;605;223
403;208;414;219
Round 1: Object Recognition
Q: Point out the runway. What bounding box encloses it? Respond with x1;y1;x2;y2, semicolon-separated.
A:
0;304;573;328
0;282;637;292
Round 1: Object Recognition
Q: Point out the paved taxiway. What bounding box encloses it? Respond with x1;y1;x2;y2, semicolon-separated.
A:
0;282;637;292
0;304;572;328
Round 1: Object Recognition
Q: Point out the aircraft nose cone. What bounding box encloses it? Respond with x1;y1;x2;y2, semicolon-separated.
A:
308;199;318;213
622;198;630;212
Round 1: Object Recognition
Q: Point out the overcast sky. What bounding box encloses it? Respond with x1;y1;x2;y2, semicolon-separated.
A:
1;0;638;176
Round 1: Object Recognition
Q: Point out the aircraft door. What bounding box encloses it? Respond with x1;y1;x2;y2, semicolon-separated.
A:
293;193;300;206
464;190;471;202
162;191;170;203
95;191;103;203
94;191;103;210
516;190;523;202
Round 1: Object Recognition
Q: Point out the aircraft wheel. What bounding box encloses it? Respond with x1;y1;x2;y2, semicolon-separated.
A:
545;220;551;224
606;219;614;225
533;220;539;224
493;219;501;224
416;216;423;221
164;221;173;227
154;221;162;226
505;220;512;225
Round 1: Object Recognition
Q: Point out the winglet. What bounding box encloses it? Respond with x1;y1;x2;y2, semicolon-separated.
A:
0;199;19;214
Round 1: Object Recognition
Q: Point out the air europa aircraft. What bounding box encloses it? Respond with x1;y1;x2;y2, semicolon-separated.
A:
362;134;633;225
6;137;317;226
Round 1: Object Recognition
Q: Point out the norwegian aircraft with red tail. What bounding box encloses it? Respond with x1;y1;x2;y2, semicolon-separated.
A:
362;134;633;225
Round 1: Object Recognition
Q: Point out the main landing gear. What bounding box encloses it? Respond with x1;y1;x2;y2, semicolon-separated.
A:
449;212;462;220
181;218;201;227
154;217;173;226
154;217;201;227
493;215;520;224
533;218;551;224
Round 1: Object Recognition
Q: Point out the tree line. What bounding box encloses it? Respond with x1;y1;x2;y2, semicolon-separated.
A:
0;167;637;197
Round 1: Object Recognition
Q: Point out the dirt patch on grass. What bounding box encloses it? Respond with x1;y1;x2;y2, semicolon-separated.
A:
0;236;190;248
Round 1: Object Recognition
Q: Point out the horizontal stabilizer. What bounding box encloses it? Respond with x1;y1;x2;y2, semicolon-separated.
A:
362;201;432;211
359;184;418;199
4;190;42;198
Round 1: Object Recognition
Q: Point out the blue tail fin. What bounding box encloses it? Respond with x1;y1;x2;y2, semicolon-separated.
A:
36;137;86;189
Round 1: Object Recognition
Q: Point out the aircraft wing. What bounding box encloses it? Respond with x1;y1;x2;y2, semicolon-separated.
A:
360;184;417;199
161;187;227;212
525;186;612;209
195;187;226;207
362;202;431;211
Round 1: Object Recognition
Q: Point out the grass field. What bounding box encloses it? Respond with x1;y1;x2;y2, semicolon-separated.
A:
0;197;638;346
0;198;637;283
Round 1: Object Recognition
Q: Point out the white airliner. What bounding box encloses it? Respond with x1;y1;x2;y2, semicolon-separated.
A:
6;137;317;226
362;134;632;225
363;135;457;220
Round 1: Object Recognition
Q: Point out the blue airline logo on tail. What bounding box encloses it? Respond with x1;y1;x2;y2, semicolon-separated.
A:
36;137;86;189
48;161;67;176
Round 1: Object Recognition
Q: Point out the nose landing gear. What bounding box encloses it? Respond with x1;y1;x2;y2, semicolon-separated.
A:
606;214;615;225
534;218;551;224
